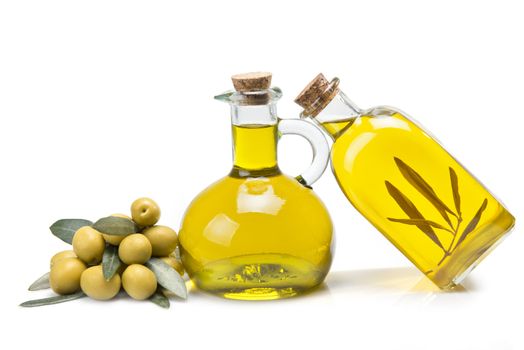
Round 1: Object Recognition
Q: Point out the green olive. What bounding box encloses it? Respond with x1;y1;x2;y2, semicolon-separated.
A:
160;256;184;275
80;265;121;300
131;197;160;227
118;234;152;264
49;258;86;295
122;264;157;300
102;213;133;246
143;225;178;257
103;234;125;246
72;226;105;265
50;250;77;268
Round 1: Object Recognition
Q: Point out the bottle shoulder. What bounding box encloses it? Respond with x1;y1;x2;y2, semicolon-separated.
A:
333;107;422;144
182;173;330;219
330;107;438;178
190;173;319;199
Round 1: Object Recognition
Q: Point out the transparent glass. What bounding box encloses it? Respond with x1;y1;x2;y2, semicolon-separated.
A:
303;81;515;289
179;87;334;300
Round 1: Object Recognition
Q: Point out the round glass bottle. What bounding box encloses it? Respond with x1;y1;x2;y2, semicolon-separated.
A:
179;72;334;300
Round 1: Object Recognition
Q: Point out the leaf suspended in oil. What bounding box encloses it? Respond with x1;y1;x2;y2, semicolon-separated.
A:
387;218;454;233
455;198;488;249
385;181;444;249
394;157;455;226
449;167;461;217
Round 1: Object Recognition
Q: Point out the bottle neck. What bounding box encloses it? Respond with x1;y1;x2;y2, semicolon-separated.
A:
311;91;362;140
230;104;280;176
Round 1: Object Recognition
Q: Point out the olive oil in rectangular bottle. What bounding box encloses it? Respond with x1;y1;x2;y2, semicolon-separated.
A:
295;74;515;288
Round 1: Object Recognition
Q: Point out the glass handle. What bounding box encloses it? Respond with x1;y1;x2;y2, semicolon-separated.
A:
277;119;330;187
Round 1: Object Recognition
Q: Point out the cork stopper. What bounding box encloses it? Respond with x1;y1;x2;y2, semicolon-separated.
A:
295;73;329;109
229;72;273;105
295;73;340;117
231;72;272;92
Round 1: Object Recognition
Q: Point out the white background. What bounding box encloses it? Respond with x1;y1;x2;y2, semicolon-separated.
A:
0;1;522;349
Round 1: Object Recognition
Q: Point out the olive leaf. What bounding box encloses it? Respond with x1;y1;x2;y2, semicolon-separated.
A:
28;272;50;291
92;216;138;236
387;218;454;234
173;246;181;260
455;198;488;249
449;167;461;217
146;258;187;299
394;157;456;226
385;181;444;249
149;290;170;309
102;245;121;281
20;291;86;307
50;219;93;244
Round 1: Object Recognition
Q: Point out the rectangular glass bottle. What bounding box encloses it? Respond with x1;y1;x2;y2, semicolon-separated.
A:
295;74;515;288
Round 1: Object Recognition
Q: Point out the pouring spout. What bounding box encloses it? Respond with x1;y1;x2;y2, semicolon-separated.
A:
215;87;282;106
214;90;235;103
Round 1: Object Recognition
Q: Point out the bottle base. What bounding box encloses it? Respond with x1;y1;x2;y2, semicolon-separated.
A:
221;287;299;300
187;253;329;301
428;216;515;289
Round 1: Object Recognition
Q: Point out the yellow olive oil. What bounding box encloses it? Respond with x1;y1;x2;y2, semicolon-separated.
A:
322;108;515;288
232;124;278;171
320;118;355;139
179;124;333;300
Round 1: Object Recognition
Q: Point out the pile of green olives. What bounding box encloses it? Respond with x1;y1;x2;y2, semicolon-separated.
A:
48;197;184;301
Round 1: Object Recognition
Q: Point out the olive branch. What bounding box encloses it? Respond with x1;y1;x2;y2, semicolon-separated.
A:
386;157;487;266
